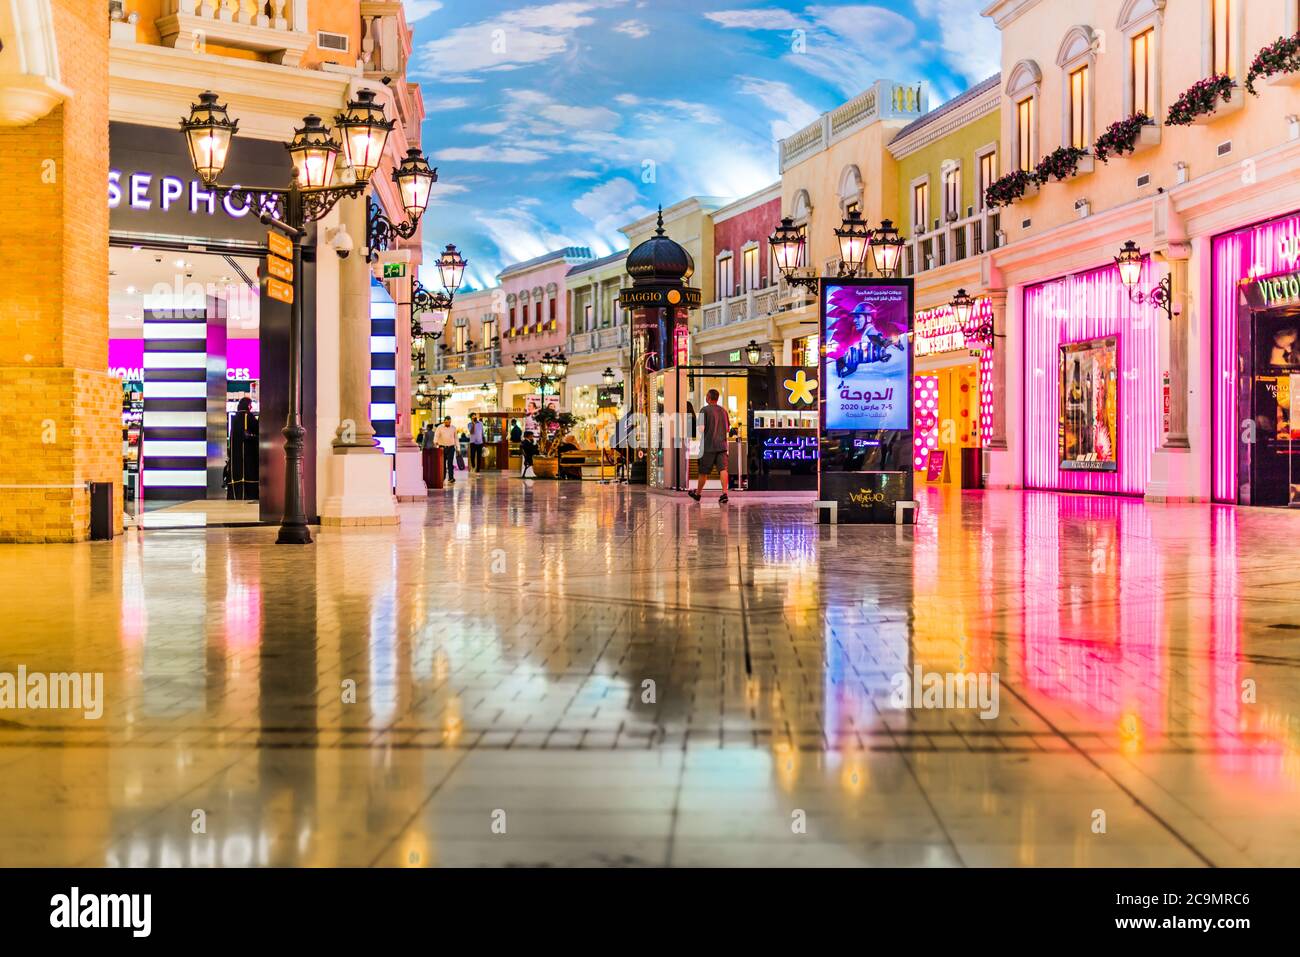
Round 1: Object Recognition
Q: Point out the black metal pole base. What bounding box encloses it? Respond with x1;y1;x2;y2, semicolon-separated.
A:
276;522;313;545
277;421;312;545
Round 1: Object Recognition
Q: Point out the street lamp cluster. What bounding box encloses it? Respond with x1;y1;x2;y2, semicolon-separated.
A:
514;351;569;418
179;87;448;544
768;210;906;291
409;245;468;366
415;373;457;417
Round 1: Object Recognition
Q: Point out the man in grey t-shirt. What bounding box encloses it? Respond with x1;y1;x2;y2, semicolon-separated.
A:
689;388;731;504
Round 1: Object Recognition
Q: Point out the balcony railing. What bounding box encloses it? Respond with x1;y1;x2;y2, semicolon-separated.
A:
157;1;310;67
568;325;629;354
702;284;781;329
428;346;500;373
904;209;1002;276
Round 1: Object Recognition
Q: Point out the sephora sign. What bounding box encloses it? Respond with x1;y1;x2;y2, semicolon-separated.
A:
108;121;291;243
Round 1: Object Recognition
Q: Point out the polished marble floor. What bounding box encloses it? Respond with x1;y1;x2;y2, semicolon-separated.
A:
2;477;1299;867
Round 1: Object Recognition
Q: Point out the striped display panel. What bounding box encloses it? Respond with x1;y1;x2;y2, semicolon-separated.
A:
370;278;397;456
1023;259;1160;496
142;309;209;504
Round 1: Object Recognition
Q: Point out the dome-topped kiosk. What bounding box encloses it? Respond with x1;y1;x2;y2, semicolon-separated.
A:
618;208;702;487
625;215;696;286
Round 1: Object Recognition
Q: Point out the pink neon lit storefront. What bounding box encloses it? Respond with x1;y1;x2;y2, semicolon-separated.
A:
1212;211;1300;507
1023;260;1162;496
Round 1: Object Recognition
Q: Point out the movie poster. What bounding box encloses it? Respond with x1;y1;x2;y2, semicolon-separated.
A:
822;283;911;432
1059;337;1118;472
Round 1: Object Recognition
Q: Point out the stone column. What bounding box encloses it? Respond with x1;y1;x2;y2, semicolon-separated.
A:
1145;243;1198;502
319;194;396;525
333;195;377;449
1162;246;1191;450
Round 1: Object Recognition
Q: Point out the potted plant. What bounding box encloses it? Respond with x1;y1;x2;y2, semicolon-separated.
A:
1246;32;1300;94
1034;145;1092;184
1093;113;1158;163
531;407;582;478
1166;73;1239;125
984;168;1037;209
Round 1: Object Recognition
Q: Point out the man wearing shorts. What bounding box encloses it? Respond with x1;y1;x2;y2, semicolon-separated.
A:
690;388;730;504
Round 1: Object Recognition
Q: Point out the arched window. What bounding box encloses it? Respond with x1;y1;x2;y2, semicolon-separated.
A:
1056;26;1097;151
837;165;863;215
1204;0;1242;79
1006;60;1042;172
1117;0;1165;120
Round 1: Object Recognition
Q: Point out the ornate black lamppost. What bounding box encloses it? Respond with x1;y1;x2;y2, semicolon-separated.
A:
949;287;995;351
769;211;906;293
407;246;467;372
180;89;435;544
432;374;457;420
1115;240;1173;320
514;351;569;422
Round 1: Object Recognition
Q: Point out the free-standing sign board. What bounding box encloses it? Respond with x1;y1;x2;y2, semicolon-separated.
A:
818;278;915;523
926;449;947;483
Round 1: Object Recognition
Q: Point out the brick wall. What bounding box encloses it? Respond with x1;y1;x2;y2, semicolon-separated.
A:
0;0;119;542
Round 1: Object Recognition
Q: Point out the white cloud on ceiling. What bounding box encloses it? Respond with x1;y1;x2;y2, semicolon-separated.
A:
403;0;444;23
572;177;652;236
613;19;649;38
736;76;820;144
415;1;619;81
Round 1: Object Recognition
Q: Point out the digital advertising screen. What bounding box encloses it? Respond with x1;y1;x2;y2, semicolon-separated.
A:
1058;337;1118;472
822;282;912;432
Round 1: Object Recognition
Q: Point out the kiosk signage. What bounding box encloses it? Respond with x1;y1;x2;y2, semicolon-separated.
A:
818;278;915;523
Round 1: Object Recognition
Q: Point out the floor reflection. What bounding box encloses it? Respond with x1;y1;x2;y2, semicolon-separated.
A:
0;478;1298;866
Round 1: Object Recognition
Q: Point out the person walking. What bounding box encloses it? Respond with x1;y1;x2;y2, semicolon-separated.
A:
509;418;523;442
689;388;730;504
468;413;486;472
434;415;458;485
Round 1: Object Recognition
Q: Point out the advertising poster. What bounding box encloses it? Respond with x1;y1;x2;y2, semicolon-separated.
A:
524;393;559;435
823;283;911;431
1059;337;1118;472
818;279;915;524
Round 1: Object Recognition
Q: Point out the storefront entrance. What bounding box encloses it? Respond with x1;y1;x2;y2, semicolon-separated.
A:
913;362;983;487
1214;211;1300;507
109;119;311;528
109;244;261;525
1243;308;1300;506
912;302;993;489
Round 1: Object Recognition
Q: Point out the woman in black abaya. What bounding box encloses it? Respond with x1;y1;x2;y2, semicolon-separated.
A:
228;397;259;500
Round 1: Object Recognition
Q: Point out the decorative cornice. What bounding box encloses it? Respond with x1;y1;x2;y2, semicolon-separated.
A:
981;0;1045;30
987;138;1300;288
712;182;782;223
109;38;351;140
888;84;1000;159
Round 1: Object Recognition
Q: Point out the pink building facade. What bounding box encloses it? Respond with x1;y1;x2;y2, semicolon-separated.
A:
497;247;594;411
981;0;1300;507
